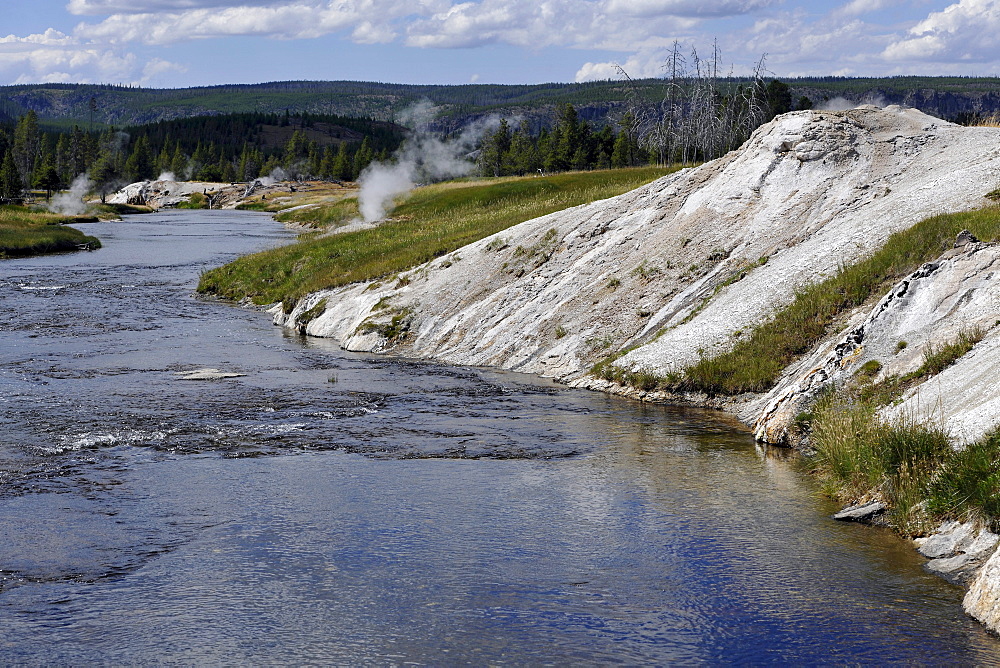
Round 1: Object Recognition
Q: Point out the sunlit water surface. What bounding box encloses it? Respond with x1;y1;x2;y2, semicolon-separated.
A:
1;211;998;664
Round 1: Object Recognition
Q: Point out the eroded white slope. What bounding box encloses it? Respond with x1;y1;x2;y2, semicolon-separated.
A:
279;106;1000;387
614;106;1000;377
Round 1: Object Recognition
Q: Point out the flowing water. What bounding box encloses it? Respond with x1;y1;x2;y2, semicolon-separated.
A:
1;210;998;664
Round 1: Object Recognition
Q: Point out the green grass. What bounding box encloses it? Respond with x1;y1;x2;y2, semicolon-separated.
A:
666;207;1000;395
812;396;1000;535
928;429;1000;529
176;192;209;209
235;201;282;212
811;397;951;535
0;205;102;258
275;198;359;227
198;167;677;307
856;327;986;406
805;325;995;535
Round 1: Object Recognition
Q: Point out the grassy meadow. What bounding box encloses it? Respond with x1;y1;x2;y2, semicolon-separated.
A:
198;166;677;308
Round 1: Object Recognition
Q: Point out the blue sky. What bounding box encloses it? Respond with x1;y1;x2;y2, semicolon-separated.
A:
1;0;998;88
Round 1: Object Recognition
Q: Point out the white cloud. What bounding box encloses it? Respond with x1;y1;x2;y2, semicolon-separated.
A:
604;0;778;18
4;0;1000;87
883;0;1000;62
575;52;668;81
66;0;280;14
0;29;76;47
142;57;187;81
0;43;138;84
833;0;899;18
404;0;705;51
75;1;445;45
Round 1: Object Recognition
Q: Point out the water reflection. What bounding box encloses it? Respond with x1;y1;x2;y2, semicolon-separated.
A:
1;211;998;663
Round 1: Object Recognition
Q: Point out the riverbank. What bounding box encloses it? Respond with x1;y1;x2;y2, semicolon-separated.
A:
233;106;1000;632
0;205;102;258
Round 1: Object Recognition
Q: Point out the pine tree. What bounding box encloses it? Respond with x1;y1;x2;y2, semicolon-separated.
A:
509;121;539;175
12;110;40;189
332;142;351;180
353;136;374;176
478;119;511;177
0;150;22;201
170;145;188;180
124;135;154;182
34;147;60;198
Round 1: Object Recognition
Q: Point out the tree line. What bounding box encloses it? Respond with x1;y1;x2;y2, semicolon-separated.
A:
0;59;807;203
0;110;405;202
475;76;807;177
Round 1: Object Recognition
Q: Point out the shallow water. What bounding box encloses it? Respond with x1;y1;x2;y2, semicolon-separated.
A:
1;210;998;664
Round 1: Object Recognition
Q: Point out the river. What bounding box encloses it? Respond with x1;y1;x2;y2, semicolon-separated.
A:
1;210;998;664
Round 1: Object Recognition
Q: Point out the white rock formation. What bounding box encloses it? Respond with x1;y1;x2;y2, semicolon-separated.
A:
753;242;1000;445
278;106;1000;390
108;179;229;208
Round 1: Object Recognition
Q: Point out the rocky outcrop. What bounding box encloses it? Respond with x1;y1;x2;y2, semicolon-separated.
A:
280;106;1000;390
752;241;1000;445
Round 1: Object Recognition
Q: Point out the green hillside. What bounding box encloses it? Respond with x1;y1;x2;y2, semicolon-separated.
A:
5;77;1000;134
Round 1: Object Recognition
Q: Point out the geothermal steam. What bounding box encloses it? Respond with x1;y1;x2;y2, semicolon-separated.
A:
48;174;92;216
357;101;498;222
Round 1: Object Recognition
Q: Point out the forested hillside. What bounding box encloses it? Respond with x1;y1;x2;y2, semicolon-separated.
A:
4;77;1000;135
3;73;1000;205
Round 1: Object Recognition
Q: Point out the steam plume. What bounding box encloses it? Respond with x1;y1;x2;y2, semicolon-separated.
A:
48;174;92;216
357;100;498;222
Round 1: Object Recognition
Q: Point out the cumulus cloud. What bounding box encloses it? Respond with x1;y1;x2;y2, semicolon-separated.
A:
67;0;280;14
142;57;188;80
0;41;139;84
575;52;668;82
65;0;774;53
833;0;902;17
882;0;1000;63
0;29;186;84
4;0;1000;87
75;1;445;45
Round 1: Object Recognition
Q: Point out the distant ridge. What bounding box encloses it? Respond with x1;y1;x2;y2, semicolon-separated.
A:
3;77;1000;130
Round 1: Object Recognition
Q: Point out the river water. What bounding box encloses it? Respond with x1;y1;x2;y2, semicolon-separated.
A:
1;210;998;664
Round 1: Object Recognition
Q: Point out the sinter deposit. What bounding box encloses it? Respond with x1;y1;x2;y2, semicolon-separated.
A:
271;105;1000;631
278;105;1000;417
